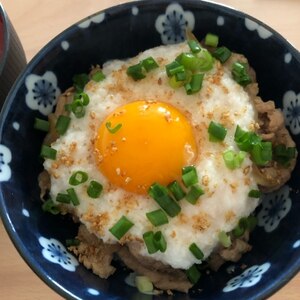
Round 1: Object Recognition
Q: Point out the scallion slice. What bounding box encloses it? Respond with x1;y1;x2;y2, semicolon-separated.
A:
189;243;204;260
204;33;219;47
182;166;198;187
105;122;122;134
56;193;71;204
148;183;181;217
153;231;167;252
223;150;246;169
168;180;186;201
141;56;159;72
40;145;57;160
143;231;158;254
185;73;204;95
55;115;71;135
247;215;257;231
74;92;90;106
65;238;80;247
186;185;204;205
146;209;169;226
208;121;227;142
127;63;146;81
92;70;106;82
273;144;296;166
248;189;261;198
67;187;80;206
135;276;154;293
186;265;201;284
71;99;86;118
87;180;103;198
165;60;184;77
234;125;261;151
42;199;60;215
188;39;202;53
69;171;88;186
232;223;245;238
72;73;89;92
218;231;231;248
212;46;232;63
251;141;272;166
109;216;134;240
232;62;252;86
34;118;50;132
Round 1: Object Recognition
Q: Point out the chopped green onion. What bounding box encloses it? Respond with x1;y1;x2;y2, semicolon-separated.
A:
55;115;71;135
141;56;159;72
91;70;106;82
185;73;204;95
72;73;89;92
74;92;90;106
223;150;246;169
248;189;261;198
218;231;231;248
135;276;154;293
175;70;188;82
273;144;296;166
56;193;71;204
251;141;272;166
196;48;214;71
232;223;245;238
87;180;103;198
168;181;186;201
177;51;213;72
234;125;261;151
127;63;146;81
212;46;232;63
153;231;167;252
189;243;204;260
69;171;88;186
40;145;57;160
208;121;227;142
188;39;202;53
71;99;85;118
169;75;185;88
109;216;134;240
165;60;183;77
65;238;80;247
186;185;204;205
105;122;122;134
148;183;181;217
42;199;60;215
204;33;219;47
186;264;201;284
232;62;252;86
67;187;80;206
143;231;158;254
146;209;169;226
34;118;50;132
182;166;198;187
247;215;257;231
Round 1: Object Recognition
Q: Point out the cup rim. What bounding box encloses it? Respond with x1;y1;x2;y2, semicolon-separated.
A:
0;3;10;75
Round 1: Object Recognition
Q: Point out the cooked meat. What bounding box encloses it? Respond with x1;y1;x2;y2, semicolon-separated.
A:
117;245;192;293
69;225;120;279
219;239;252;262
38;170;51;201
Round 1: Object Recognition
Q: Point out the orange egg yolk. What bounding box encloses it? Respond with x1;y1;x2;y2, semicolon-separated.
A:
94;100;197;194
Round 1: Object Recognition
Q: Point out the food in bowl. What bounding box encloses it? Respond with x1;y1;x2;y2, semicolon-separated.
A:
37;34;297;293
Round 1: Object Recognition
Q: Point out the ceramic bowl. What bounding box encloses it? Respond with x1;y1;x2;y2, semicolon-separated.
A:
0;3;26;106
0;1;300;299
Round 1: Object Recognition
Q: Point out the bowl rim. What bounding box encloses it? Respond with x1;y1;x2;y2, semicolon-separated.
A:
0;3;10;75
0;0;300;299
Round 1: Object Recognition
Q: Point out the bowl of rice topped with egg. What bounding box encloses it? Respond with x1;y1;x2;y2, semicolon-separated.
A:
0;1;300;299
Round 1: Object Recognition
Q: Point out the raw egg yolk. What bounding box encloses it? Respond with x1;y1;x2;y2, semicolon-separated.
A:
94;100;197;194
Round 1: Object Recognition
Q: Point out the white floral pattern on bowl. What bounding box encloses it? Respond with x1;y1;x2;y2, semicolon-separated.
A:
283;90;300;135
223;263;271;292
78;13;105;29
257;185;291;233
244;18;272;39
39;237;78;271
155;3;195;44
0;144;12;182
25;71;61;116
